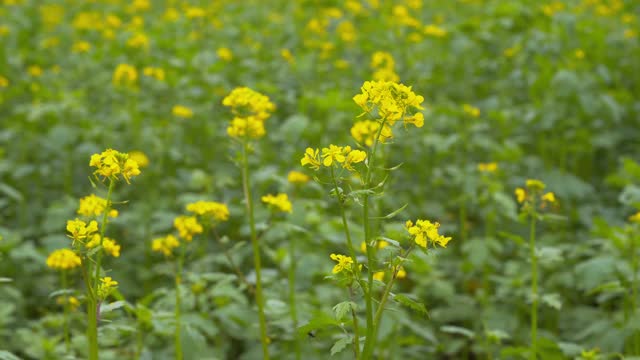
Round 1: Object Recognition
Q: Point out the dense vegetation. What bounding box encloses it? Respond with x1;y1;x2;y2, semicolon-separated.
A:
1;0;639;359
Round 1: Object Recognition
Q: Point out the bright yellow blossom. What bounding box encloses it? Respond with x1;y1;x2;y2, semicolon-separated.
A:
301;148;322;170
287;171;310;184
113;64;137;87
351;120;393;146
405;219;452;248
575;49;585;59
152;234;180;256
174;216;203;241
66;219;98;243
142;67;165;81
321;145;348;167
97;277;118;299
281;49;295;64
89;148;141;183
128;151;149;168
0;76;8;88
526;179;546;191
542;192;556;203
360;240;389;253
353;80;425;127
330;253;354;274
186;201;230;221
85;235;121;257
373;271;385;281
185;7;206;19
172;105;193;118
46;249;82;270
515;188;526;203
72;41;91;53
478;162;498;173
222;87;275;122
343;149;367;171
261;193;292;213
217;47;233;61
424;24;447;37
127;33;149;49
463;104;480;117
227;116;266;139
28;66;43;77
77;194;118;218
629;212;640;223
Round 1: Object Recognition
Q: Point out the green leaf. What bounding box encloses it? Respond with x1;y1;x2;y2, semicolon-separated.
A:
393;294;428;318
441;325;475;339
101;300;128;313
369;203;408;220
498;231;525;246
330;336;352;356
297;311;340;337
0;351;22;360
0;278;13;283
48;288;74;298
332;301;357;321
541;293;562;310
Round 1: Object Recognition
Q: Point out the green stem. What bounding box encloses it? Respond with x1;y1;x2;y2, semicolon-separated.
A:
631;231;638;315
329;166;360;273
241;139;270;360
288;236;301;360
62;271;70;353
175;244;185;360
94;179;116;287
361;120;387;360
349;286;361;359
87;296;98;360
530;213;538;360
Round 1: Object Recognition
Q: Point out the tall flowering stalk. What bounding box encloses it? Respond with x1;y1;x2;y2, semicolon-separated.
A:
52;149;140;360
223;86;275;360
515;179;557;360
301;81;450;359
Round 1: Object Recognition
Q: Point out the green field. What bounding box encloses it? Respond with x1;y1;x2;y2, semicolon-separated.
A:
1;0;640;359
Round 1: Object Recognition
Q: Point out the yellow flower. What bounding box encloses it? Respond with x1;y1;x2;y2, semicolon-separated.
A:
477;162;498;173
351;120;393;146
526;179;546;191
405;219;452;248
371;51;396;71
128;151;149;168
217;47;233;61
424;24;447;37
28;66;43;77
287;171;310;184
86;235;121;257
463;104;480;117
360;240;389;253
542;192;556;204
301;147;322;170
515;188;526;203
0;25;9;36
343;149;367;171
574;49;585;59
503;45;520;58
89;148;141;183
222;87;275;122
281;49;295;64
152;234;180;256
624;29;637;39
337;21;357;42
353;81;425;127
72;41;91;53
321;145;347;167
77;194;118;218
174;216;203;241
46;249;81;270
186;201;230;221
0;76;8;88
127;33;149;49
629;212;640;223
396;267;407;279
113;64;138;87
57;296;80;311
142;67;165;81
330;253;354;274
372;68;400;82
163;7;180;22
227;116;266;139
185;6;206;19
97;277;118;299
373;271;385;281
66;219;98;243
172;105;193;118
105;14;122;28
261;193;292;213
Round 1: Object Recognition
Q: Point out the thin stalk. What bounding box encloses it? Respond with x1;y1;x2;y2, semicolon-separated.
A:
87;296;98;360
288;238;301;360
631;231;638;314
62;271;70;353
329;166;360;271
212;228;254;294
94;179;116;285
361;120;387;359
241;139;270;360
175;244;185;360
529;213;538;360
349;286;361;359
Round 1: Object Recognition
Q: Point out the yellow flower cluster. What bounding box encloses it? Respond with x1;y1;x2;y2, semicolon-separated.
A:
330;253;354;274
56;295;80;311
405;219;452;248
477;162;498;173
172;105;193;118
174;216;203;241
350;119;393;147
217;47;233;61
77;194;118;218
151;234;180;256
90;148;141;184
463;104;480;117
97;277;118;299
301;145;366;171
515;179;557;207
629;212;640;223
66;219;98;243
142;67;165;81
261;193;293;213
86;235;121;257
423;24;447;37
373;266;407;281
360;240;389;253
186;201;230;221
127;32;149;50
287;170;310;184
72;41;91;53
371;51;399;82
113;64;137;87
353;81;425;128
223;87;275;139
46;249;82;270
128;151;150;168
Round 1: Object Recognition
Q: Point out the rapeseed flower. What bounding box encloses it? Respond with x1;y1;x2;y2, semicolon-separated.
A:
227;116;266;139
172;105;193;118
477;162;498;173
90;148;141;183
629;212;640;223
72;41;91;53
217;47;233;61
113;64;137;87
261;193;292;213
66;219;98;243
77;194;118;218
463;104;480;117
330;253;354;274
142;67;165;81
300;148;322;170
222;87;275;122
343;149;367;171
97;277;118;299
152;234;180;256
186;201;230;221
174;216;203;241
128;151;149;168
46;249;82;270
353;80;424;128
86;235;121;257
405;219;452;248
351;120;393;146
287;171;310;184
